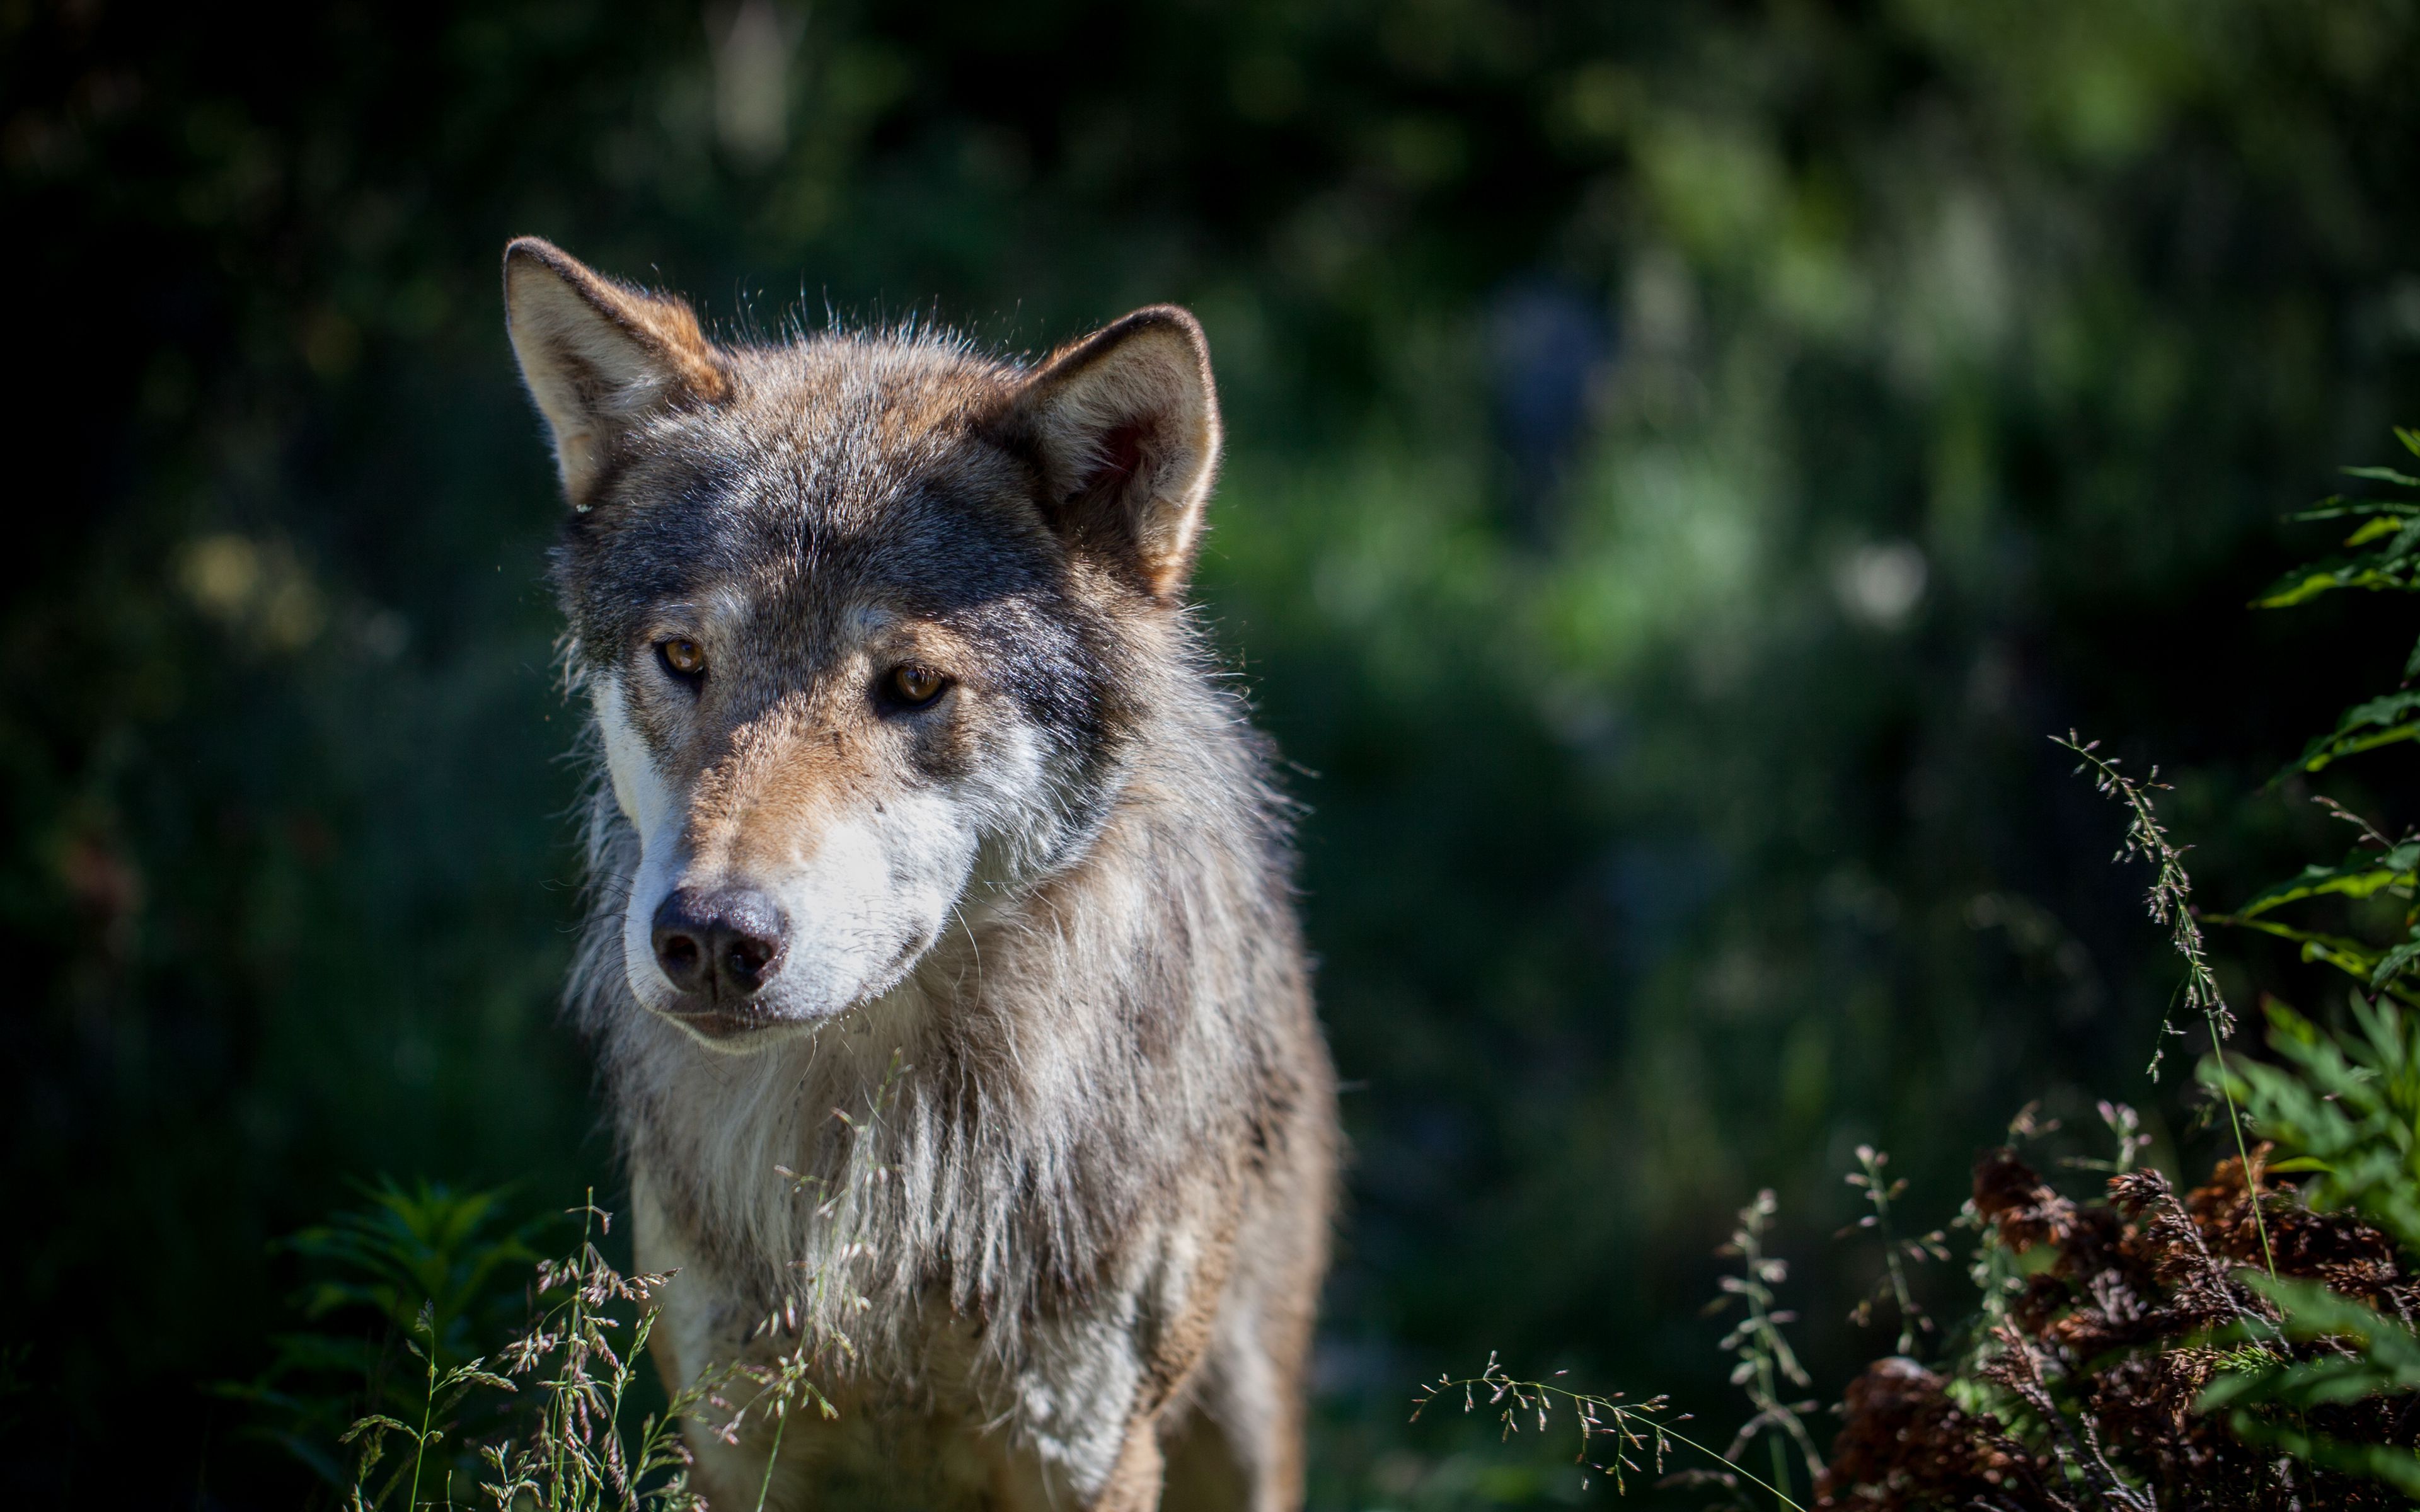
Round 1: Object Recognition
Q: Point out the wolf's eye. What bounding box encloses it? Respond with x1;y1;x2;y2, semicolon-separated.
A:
886;665;949;707
657;638;707;680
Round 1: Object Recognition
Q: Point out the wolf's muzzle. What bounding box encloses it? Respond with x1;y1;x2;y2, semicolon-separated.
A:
652;885;786;1005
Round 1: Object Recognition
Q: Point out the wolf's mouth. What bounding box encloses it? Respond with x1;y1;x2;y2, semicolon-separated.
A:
654;999;793;1043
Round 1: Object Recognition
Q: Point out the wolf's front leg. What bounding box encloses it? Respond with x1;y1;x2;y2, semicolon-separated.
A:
1094;1414;1172;1511
981;1307;1183;1512
981;1405;1167;1512
630;1173;795;1507
642;1286;819;1511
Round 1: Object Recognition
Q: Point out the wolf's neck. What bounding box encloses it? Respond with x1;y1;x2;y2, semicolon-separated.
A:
585;702;1284;1346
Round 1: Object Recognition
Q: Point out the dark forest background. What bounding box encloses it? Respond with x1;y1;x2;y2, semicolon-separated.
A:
7;1;2420;1505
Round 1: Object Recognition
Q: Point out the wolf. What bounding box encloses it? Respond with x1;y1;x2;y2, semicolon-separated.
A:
501;238;1337;1511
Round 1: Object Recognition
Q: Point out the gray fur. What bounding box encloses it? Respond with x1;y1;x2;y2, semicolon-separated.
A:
507;238;1336;1511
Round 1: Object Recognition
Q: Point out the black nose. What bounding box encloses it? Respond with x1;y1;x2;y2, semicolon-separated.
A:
652;886;786;1002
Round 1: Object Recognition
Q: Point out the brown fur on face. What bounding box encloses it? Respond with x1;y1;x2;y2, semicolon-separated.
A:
505;238;1337;1511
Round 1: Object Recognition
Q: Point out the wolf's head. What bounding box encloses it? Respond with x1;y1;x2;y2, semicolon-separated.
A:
504;238;1221;1051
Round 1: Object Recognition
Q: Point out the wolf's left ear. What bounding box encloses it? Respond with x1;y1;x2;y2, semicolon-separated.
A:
502;237;730;508
1003;306;1222;599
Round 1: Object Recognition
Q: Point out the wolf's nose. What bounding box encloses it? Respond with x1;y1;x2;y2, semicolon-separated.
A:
652;886;786;1001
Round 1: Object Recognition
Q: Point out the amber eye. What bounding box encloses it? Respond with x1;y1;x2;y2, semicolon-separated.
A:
657;638;706;680
887;664;948;707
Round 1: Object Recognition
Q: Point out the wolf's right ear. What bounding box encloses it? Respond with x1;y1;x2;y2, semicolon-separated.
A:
502;238;730;508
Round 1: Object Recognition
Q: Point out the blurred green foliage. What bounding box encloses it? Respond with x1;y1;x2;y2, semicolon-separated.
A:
214;1181;542;1490
6;0;2420;1505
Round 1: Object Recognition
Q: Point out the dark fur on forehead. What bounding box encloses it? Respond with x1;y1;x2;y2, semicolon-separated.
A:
550;326;1153;779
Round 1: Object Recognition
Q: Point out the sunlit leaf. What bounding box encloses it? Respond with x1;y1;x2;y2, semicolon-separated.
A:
2255;560;2420;609
2373;924;2420;996
2342;467;2420;488
2287;496;2420;524
2232;843;2420;917
2273;692;2420;779
2344;515;2409;546
2207;917;2420;1009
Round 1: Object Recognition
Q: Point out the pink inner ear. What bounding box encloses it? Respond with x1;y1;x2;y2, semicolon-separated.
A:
1081;421;1150;500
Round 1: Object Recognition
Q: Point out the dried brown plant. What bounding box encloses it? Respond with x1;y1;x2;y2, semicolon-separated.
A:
1816;1148;2420;1510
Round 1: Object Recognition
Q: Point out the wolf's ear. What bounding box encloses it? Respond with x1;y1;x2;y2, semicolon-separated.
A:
1003;306;1222;599
502;237;730;508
